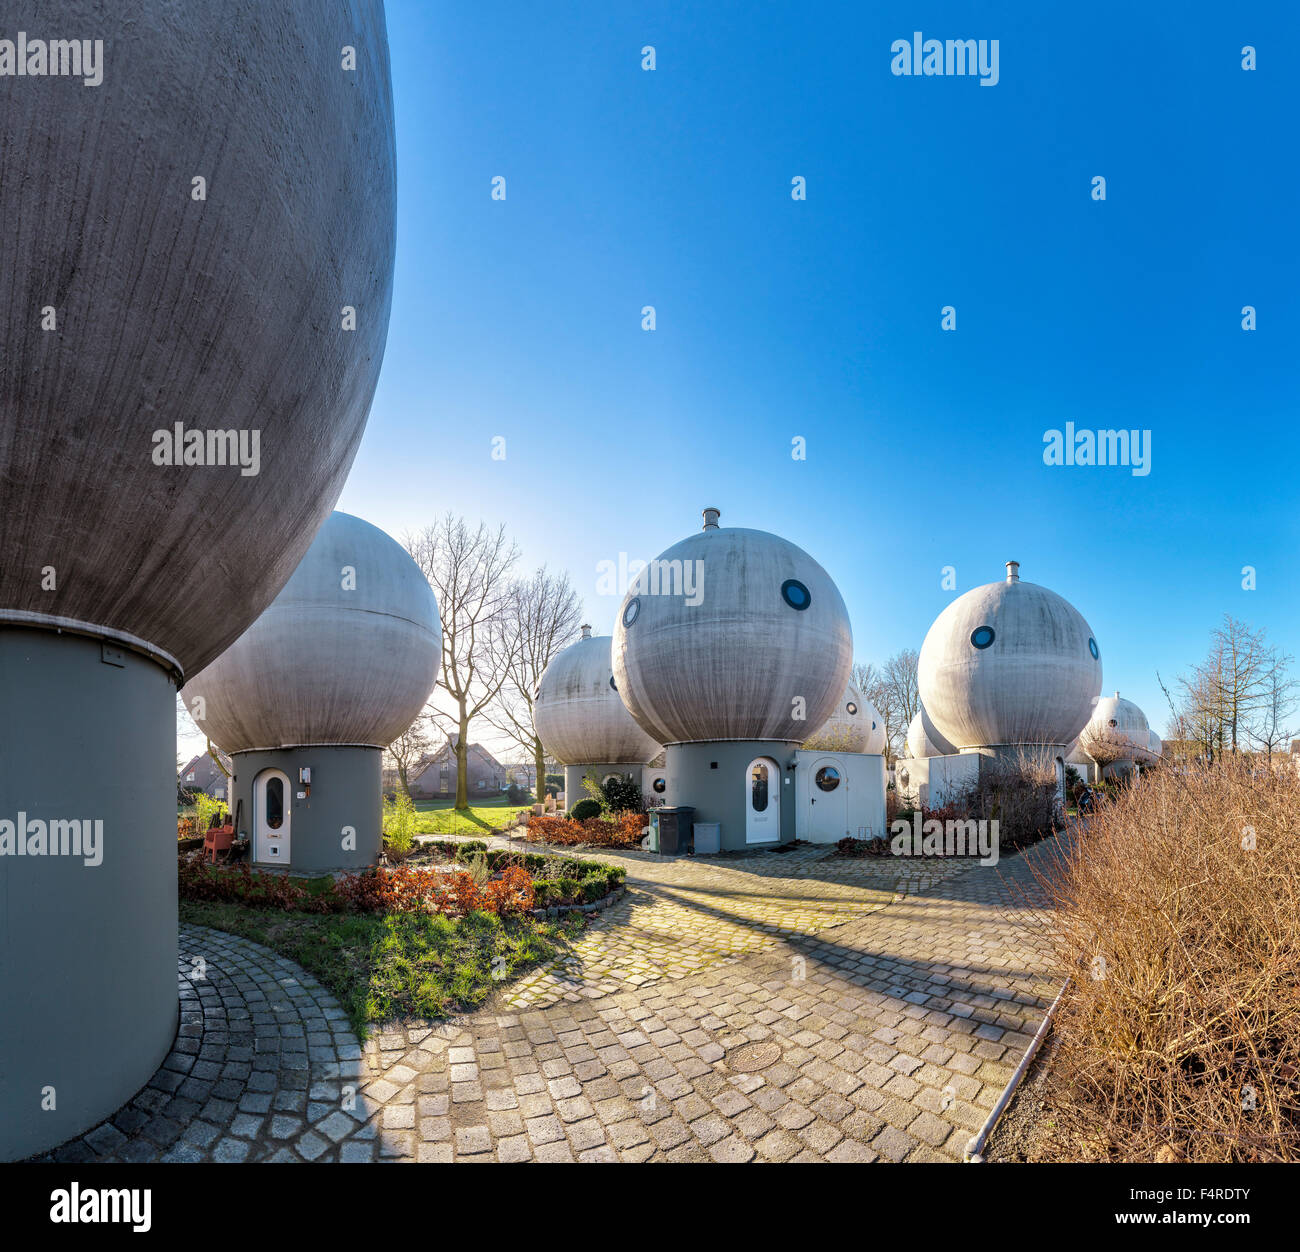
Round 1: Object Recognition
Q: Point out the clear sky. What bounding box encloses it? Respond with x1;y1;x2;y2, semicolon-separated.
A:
181;1;1299;761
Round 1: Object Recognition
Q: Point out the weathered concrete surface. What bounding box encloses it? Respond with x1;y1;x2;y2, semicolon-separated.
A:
804;680;886;754
229;745;383;874
0;630;177;1161
0;1;398;1162
613;511;853;746
185;513;440;751
918;565;1102;754
0;1;398;676
537;627;660;768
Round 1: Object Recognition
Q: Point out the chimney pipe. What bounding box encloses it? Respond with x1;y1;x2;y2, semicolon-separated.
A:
580;624;592;639
702;507;721;531
1005;560;1020;583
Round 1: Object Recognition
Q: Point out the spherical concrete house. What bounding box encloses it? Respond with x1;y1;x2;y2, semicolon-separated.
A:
1079;691;1152;778
535;624;661;804
804;680;885;754
613;508;853;849
918;562;1101;765
906;708;956;759
185;513;439;874
1148;728;1164;758
0;1;396;1161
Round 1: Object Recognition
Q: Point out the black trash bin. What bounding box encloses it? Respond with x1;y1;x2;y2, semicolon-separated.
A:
656;806;695;855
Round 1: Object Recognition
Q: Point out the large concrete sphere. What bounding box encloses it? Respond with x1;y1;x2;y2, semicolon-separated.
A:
918;563;1101;751
535;628;661;765
1081;691;1152;761
0;0;398;678
906;709;954;759
1148;728;1164;757
185;513;440;750
805;681;886;754
612;511;853;745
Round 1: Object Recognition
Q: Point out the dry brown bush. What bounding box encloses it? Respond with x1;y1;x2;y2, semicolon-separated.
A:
973;750;1061;847
1030;757;1300;1161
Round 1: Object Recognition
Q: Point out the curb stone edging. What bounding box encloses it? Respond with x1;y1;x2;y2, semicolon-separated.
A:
529;885;626;919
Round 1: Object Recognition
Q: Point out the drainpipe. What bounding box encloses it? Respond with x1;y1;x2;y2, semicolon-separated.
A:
964;977;1070;1162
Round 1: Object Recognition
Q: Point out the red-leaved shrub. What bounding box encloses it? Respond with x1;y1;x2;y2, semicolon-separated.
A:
525;811;645;848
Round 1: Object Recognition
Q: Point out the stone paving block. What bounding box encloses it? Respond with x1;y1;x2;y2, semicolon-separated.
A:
55;841;1057;1166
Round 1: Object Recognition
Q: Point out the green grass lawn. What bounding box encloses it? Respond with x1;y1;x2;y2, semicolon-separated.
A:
410;794;532;837
180;898;582;1038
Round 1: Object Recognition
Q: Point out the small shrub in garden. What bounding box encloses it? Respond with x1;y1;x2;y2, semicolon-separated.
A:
600;774;643;813
527;810;645;848
382;790;418;853
580;874;608;903
568;798;603;822
194;791;229;832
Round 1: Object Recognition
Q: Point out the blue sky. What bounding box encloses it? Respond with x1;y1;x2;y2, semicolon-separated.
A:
334;0;1300;742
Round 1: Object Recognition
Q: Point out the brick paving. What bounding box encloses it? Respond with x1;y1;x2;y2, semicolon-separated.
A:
38;838;1058;1164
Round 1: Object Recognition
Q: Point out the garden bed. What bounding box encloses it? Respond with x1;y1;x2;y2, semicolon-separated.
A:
177;846;625;1036
521;810;646;849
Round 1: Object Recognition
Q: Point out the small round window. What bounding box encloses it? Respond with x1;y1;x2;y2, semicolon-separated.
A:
781;579;811;611
846;701;858;715
622;597;641;627
652;777;666;794
970;625;995;649
814;766;841;792
1088;637;1099;659
609;675;617;691
1108;718;1118;728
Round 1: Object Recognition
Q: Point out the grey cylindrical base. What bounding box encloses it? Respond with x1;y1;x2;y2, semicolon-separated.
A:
0;628;178;1161
231;745;381;875
663;741;798;852
563;763;643;809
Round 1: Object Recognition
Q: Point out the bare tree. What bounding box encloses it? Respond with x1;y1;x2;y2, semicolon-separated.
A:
386;710;437;797
486;567;583;801
1210;616;1273;753
1080;725;1144;774
1175;616;1287;760
1246;651;1298;761
406;514;519;810
870;649;919;762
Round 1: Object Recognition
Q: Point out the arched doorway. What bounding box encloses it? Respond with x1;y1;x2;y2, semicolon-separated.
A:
745;756;780;844
253;768;291;865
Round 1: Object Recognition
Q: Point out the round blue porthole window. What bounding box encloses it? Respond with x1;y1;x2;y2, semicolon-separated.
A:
622;597;641;628
970;625;995;649
781;579;811;611
1088;637;1099;659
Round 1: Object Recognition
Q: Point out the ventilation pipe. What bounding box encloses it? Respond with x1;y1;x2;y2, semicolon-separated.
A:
580;624;592;639
702;507;721;530
1005;560;1020;583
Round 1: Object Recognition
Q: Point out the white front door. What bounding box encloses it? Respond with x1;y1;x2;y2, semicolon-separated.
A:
806;756;848;843
254;769;291;865
745;757;780;844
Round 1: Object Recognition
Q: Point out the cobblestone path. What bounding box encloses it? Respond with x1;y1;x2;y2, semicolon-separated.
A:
38;838;1057;1163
